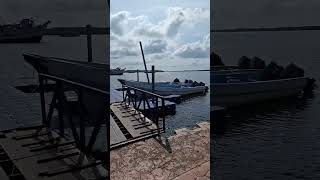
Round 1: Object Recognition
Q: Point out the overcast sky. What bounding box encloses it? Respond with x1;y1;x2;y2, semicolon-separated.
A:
0;0;108;27
212;0;320;29
212;0;320;71
110;0;210;71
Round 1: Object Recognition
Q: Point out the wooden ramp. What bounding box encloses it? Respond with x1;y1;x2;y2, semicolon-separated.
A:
110;102;163;149
0;127;107;180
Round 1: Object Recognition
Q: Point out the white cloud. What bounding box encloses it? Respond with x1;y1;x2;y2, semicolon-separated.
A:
110;6;209;70
144;39;168;54
110;11;129;35
174;34;209;58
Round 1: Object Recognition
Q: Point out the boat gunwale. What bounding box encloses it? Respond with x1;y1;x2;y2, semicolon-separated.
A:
23;53;109;67
213;76;308;86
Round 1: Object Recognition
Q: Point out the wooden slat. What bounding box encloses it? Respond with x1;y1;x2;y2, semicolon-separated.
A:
0;130;65;160
110;115;127;145
0;130;107;180
110;102;160;139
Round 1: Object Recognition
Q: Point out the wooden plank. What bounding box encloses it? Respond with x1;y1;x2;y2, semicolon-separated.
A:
0;130;68;160
0;130;106;180
110;115;127;145
110;102;160;139
0;167;9;180
13;153;79;180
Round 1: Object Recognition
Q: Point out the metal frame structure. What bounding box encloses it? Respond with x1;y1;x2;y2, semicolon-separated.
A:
38;73;109;155
121;84;166;134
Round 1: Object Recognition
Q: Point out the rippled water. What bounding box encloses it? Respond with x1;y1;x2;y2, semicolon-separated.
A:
213;32;320;180
110;71;210;135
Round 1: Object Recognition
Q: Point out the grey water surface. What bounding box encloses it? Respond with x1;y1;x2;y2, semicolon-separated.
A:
110;71;210;136
213;31;320;180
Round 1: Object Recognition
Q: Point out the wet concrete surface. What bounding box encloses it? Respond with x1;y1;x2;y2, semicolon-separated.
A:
111;122;210;180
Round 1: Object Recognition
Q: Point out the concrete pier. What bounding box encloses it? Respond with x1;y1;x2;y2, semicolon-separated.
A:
111;122;210;180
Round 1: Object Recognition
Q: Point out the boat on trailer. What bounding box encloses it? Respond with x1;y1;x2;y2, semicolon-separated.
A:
118;79;208;96
23;53;108;90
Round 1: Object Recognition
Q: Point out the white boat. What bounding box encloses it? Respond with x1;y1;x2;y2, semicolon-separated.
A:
118;79;208;96
0;18;50;43
211;68;310;107
110;67;125;75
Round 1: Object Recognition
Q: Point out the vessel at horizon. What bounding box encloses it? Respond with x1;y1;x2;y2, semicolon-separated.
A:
0;18;50;43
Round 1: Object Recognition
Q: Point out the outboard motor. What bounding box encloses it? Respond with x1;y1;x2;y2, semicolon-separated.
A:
238;56;251;69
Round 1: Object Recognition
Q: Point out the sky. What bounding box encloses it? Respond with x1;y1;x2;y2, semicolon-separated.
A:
212;0;320;29
0;0;108;27
0;0;109;62
212;0;320;68
110;0;210;71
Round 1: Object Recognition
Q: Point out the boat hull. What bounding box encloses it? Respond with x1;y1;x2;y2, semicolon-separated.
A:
120;80;208;96
23;53;108;90
110;70;124;75
0;20;49;43
212;77;308;107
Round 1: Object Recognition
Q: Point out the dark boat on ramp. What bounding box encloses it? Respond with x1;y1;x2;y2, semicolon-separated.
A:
23;53;108;90
0;18;50;43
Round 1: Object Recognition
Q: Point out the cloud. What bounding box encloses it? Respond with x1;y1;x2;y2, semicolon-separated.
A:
163;8;186;37
174;34;210;58
144;39;168;54
110;5;209;70
111;48;138;59
131;7;186;38
110;11;128;36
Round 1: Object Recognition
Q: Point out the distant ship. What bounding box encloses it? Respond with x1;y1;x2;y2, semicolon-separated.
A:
110;67;125;75
0;18;50;43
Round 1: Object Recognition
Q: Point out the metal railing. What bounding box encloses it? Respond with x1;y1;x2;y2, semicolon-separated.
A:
121;84;166;134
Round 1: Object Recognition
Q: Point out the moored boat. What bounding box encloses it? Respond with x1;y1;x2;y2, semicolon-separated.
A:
210;52;315;107
110;67;125;75
0;18;50;43
118;79;208;96
212;76;309;107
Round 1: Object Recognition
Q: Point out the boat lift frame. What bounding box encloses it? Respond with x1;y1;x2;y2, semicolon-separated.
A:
35;72;109;177
121;84;166;134
38;73;109;155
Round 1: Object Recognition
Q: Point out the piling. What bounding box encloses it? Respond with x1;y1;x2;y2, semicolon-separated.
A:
139;41;150;83
86;24;92;62
136;69;139;82
152;65;155;93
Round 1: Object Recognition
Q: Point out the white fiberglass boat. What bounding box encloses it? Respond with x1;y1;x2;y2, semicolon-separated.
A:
118;79;208;96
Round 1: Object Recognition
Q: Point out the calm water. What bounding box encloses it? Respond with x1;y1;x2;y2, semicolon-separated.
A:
213;32;320;180
0;36;108;151
110;71;210;135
